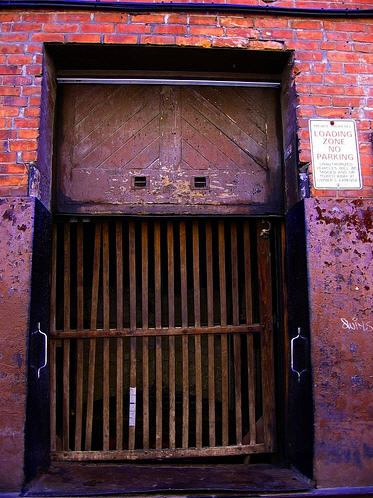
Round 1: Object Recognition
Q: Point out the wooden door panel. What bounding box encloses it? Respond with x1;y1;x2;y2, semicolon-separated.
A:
55;84;282;214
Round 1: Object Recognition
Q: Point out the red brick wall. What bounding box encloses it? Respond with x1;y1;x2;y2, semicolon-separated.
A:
0;5;372;201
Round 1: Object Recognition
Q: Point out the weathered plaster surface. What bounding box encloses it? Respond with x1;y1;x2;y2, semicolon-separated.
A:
305;198;373;487
0;198;35;490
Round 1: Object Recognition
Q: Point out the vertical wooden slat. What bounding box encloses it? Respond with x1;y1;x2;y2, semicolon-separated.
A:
85;223;101;451
167;222;174;328
192;221;200;327
142;337;149;449
180;222;188;328
182;335;189;448
169;336;176;449
63;340;70;450
141;222;148;330
102;223;110;451
195;335;202;448
62;223;70;451
154;221;161;329
50;224;57;333
247;334;256;444
208;334;215;447
231;222;239;326
129;337;136;450
75;224;84;451
50;340;57;451
221;334;229;446
116;222;123;450
206;222;214;328
206;223;216;447
129;221;136;330
234;334;242;444
168;223;176;448
257;220;276;451
244;221;253;325
218;221;227;326
180;221;189;448
156;336;162;449
63;223;70;331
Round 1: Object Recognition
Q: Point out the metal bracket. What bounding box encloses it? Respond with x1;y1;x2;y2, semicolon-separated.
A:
259;221;271;239
33;322;48;379
291;327;308;383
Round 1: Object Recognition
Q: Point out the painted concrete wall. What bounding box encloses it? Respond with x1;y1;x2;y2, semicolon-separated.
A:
305;198;373;487
0;197;35;491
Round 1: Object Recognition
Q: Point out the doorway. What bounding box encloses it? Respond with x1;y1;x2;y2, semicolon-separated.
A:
49;217;276;461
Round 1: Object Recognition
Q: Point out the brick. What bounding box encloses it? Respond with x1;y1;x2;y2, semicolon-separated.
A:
31;33;65;42
352;32;373;43
296;73;323;83
26;65;42;76
297;31;323;40
332;96;363;107
248;40;284;50
333;22;367;33
140;35;175;45
1;13;21;22
316;107;349;118
345;63;372;74
21;151;38;162
0;33;28;42
0;152;17;162
176;36;212;48
188;15;218;26
327;51;360;63
131;15;165;24
81;24;115;34
219;17;253;28
22;86;42;96
291;20;322;29
18;129;39;139
261;30;294;40
190;26;224;36
213;38;248;48
312;63;327;73
11;23;42;32
26;44;43;54
0;164;27;174
310;85;345;95
286;41;320;50
0;185;28;195
295;51;323;61
299;95;331;106
225;28;260;38
117;24;151;34
14;119;39;129
4;76;33;86
7;55;33;65
154;25;187;35
24;107;40;117
255;18;288;28
0;107;19;117
0;44;24;54
104;34;139;44
9;140;37;152
0;87;21;96
326;31;350;41
166;14;188;24
324;74;357;85
4;96;28;106
320;42;336;50
94;12;128;23
0;174;28;186
297;106;314;117
44;23;79;33
67;34;101;43
56;12;91;22
353;43;370;53
22;13;54;22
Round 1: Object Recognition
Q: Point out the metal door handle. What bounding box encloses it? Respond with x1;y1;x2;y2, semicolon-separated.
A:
33;322;47;379
291;327;308;383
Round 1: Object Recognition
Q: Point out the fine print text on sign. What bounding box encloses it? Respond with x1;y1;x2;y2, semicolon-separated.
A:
309;119;362;190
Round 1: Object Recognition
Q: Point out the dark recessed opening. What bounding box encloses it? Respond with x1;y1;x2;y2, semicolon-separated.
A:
193;176;208;189
133;176;147;188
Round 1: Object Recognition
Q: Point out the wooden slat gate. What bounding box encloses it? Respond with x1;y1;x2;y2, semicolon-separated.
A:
50;218;275;460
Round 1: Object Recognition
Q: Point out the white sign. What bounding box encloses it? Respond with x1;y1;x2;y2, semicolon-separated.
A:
309;119;362;190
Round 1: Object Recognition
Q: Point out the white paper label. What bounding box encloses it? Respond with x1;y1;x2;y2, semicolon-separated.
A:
129;387;136;427
309;119;362;190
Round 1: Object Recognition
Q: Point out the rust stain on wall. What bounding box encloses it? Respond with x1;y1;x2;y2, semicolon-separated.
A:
305;198;373;487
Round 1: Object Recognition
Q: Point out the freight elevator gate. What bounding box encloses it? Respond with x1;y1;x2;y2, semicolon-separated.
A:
49;217;276;461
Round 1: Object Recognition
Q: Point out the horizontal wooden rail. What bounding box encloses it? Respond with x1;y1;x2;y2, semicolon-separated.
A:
50;324;262;339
